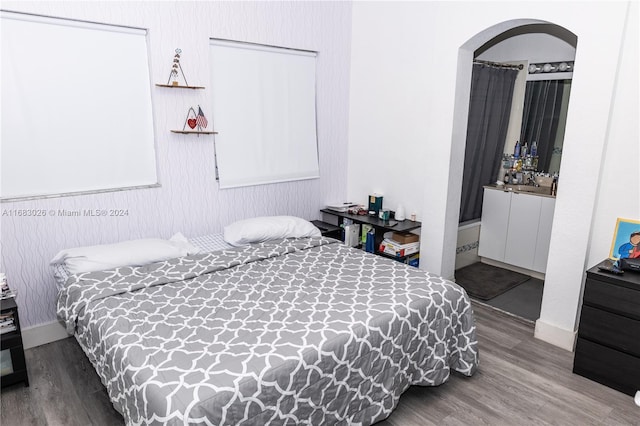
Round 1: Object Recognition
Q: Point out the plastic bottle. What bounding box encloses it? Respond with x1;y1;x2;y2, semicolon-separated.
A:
514;141;521;158
531;141;538;157
522;142;528;158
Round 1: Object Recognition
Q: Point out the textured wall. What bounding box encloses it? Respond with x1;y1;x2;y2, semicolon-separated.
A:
0;1;352;327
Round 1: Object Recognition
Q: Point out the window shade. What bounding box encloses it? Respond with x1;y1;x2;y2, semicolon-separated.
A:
1;11;157;200
209;39;319;189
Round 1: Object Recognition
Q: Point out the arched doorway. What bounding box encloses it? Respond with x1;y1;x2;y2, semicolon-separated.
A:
444;20;577;322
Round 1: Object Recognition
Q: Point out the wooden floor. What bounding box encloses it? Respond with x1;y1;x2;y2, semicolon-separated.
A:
2;303;638;425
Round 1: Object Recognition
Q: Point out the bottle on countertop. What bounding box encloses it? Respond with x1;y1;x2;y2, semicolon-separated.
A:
514;141;521;158
522;142;528;158
531;141;538;157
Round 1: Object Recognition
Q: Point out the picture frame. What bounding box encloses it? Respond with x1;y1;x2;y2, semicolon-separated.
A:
609;217;640;260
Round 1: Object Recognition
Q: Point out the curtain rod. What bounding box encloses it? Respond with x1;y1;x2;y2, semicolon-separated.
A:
473;60;523;70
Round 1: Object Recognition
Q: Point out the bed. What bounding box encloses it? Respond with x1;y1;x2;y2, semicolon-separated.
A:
55;224;478;425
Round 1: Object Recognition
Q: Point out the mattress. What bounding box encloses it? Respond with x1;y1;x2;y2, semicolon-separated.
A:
53;233;234;290
57;236;479;425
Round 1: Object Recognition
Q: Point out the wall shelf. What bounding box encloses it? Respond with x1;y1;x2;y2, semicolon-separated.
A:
156;84;205;90
170;130;217;135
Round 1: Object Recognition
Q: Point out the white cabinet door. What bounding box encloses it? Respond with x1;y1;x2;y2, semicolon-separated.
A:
504;192;542;270
478;188;511;262
533;197;556;273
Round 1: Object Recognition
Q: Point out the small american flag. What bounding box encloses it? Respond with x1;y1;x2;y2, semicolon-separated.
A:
195;106;208;129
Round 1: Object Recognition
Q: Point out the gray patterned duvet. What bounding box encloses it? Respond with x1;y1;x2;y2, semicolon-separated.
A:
57;237;478;425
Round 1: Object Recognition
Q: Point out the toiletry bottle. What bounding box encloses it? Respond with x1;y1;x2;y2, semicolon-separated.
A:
514;141;521;158
522;142;528;158
531;141;538;157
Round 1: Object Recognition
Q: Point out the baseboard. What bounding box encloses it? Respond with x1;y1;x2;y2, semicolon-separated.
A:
534;318;577;352
21;320;70;349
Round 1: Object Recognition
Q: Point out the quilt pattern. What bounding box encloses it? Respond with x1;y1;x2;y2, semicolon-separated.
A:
57;237;478;425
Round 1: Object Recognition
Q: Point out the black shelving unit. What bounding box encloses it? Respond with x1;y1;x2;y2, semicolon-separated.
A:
1;297;29;388
320;209;421;263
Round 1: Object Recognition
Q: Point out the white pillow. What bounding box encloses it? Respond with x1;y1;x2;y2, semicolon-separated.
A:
50;233;201;274
223;216;321;247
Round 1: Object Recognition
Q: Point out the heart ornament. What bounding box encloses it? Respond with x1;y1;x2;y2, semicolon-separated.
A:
187;118;197;129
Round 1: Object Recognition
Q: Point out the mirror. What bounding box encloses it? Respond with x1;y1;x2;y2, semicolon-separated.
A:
520;79;572;175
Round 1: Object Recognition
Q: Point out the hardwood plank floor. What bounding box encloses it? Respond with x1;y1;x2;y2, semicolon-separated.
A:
1;303;637;425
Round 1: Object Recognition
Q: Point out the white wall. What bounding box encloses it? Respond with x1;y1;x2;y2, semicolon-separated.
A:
348;1;632;350
0;1;352;330
456;223;481;270
586;2;639;284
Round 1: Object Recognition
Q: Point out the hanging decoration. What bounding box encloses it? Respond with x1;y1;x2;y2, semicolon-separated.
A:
175;105;212;135
195;105;208;130
184;106;197;129
167;48;189;86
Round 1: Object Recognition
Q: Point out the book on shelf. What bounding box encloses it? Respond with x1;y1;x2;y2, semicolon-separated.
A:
1;325;16;334
0;273;16;300
1;315;16;334
0;291;17;300
325;202;358;213
378;239;420;257
0;304;16;334
361;224;373;244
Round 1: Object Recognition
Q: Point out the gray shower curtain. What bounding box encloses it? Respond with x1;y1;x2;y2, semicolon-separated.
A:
460;64;518;223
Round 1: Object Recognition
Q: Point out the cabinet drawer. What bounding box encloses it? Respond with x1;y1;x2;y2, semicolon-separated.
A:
578;305;640;357
583;278;640;319
573;338;640;396
0;332;23;350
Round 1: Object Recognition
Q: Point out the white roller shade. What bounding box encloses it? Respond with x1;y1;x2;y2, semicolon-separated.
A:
210;39;319;189
1;11;157;200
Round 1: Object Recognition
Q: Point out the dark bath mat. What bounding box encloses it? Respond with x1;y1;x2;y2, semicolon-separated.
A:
455;262;530;301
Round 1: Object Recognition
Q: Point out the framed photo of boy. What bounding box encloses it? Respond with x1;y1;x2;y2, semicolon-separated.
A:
609;218;640;260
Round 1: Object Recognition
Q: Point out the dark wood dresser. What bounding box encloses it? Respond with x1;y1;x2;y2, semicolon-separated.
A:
573;261;640;396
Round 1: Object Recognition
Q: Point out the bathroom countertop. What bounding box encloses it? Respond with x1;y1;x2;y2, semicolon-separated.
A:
484;184;556;199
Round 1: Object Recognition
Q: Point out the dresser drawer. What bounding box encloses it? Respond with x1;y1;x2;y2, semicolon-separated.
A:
578;305;640;357
0;332;23;350
573;338;640;396
583;277;640;319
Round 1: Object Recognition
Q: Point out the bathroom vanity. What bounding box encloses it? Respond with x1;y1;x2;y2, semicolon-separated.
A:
478;185;555;273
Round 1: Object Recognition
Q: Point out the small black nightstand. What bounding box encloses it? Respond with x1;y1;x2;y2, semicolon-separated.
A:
1;297;29;388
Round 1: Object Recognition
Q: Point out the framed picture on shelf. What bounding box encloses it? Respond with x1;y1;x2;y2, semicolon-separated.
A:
609;217;640;260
